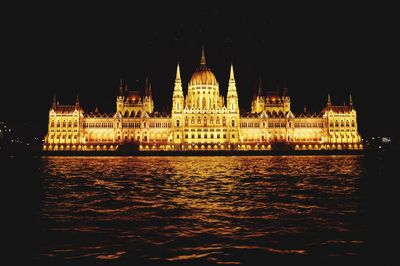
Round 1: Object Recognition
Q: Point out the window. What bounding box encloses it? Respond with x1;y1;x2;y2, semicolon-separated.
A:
198;134;201;138
223;134;226;138
232;134;235;138
51;121;54;127
204;134;207;138
176;134;179;139
191;134;194;138
62;121;66;127
185;134;188;138
211;134;214;138
176;120;180;127
231;120;235;127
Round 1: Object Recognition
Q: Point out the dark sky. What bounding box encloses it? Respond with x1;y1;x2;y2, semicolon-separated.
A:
2;2;397;138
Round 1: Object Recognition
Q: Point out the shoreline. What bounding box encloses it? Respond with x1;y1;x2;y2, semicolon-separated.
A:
2;149;370;157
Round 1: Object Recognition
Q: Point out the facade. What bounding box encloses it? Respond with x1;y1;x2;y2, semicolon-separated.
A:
43;48;362;151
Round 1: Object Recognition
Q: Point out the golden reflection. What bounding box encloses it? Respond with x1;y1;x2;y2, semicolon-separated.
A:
39;155;366;262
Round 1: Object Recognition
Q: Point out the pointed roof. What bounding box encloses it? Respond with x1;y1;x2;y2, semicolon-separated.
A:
175;62;181;82
148;81;152;97
349;93;353;106
75;93;80;107
257;78;263;97
52;94;57;108
200;45;206;67
229;63;235;82
327;93;332;107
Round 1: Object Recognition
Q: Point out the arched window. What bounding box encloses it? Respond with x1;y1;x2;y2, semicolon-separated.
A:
335;121;339;127
231;120;235;127
176;102;180;110
210;117;213;124
197;116;201;124
62;121;66;127
68;121;72;127
191;116;195;124
223;117;226;126
185;117;188;126
176;119;180;127
51;121;55;127
124;110;129;117
202;97;206;109
216;117;220;124
351;121;355;127
341;121;344;127
346;120;349;127
204;116;207;125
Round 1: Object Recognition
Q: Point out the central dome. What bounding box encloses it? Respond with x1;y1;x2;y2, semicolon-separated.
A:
189;47;217;86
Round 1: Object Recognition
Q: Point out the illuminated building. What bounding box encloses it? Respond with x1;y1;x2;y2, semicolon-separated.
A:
43;48;362;151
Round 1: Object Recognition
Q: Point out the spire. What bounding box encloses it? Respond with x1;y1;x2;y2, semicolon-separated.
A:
327;93;332;107
75;93;80;108
175;63;181;83
52;94;57;109
125;82;128;94
145;77;149;96
229;63;235;82
303;105;307;113
148;81;152;98
200;45;206;66
257;78;263;97
349;93;353;106
119;74;124;96
173;62;183;95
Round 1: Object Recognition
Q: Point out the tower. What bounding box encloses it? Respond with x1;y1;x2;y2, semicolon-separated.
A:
171;63;184;146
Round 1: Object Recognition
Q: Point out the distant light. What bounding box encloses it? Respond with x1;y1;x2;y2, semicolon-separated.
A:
378;146;382;149
372;137;374;140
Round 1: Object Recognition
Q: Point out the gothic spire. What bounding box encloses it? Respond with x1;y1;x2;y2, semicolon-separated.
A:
229;63;235;82
119;74;124;96
175;62;181;83
257;78;263;97
75;93;80;108
52;94;57;109
200;45;206;66
145;76;149;96
349;93;353;106
148;81;152;98
327;93;332;107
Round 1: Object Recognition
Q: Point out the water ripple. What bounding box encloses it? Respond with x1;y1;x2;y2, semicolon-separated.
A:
35;155;368;264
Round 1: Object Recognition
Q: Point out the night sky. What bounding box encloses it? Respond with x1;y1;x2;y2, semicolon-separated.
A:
2;3;397;138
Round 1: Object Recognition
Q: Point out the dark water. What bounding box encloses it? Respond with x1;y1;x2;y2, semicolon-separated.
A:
3;154;398;265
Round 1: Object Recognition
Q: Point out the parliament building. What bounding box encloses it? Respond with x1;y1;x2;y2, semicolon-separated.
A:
43;48;362;151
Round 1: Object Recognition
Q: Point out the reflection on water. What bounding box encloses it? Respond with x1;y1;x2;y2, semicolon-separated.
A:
34;156;368;264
